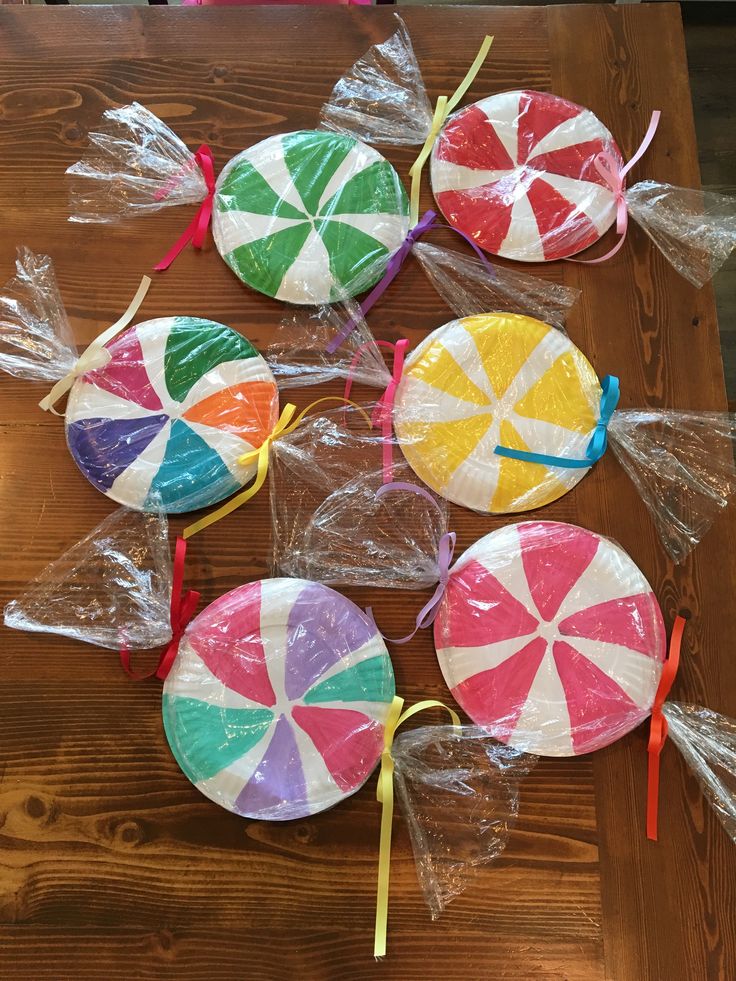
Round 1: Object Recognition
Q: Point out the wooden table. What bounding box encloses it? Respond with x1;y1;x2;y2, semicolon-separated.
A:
1;4;735;978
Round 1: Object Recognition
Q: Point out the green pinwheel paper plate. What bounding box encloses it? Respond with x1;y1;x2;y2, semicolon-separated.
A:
212;130;410;306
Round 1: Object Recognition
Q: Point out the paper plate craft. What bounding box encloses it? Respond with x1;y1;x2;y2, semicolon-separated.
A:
162;577;396;820
428;88;736;283
392;312;602;513
65;316;279;512
430;90;623;262
68;107;409;306
434;521;667;756
213;131;409;305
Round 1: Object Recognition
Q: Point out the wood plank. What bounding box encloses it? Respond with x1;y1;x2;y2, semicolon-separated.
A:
549;4;736;981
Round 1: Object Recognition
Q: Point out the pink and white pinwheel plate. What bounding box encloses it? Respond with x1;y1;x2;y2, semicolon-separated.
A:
434;521;666;756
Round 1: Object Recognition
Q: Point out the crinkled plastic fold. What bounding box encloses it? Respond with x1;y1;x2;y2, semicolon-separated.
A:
270;404;448;589
608;410;736;564
0;247;76;382
320;14;433;146
4;507;173;651
663;702;736;844
393;725;535;918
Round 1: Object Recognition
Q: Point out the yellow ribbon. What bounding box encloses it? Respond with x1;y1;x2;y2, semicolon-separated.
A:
408;35;494;227
374;695;461;959
38;275;152;416
182;397;371;539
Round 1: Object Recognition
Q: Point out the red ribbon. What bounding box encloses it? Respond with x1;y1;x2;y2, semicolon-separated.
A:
646;613;686;841
153;145;216;272
120;536;201;681
344;338;408;483
572;110;661;265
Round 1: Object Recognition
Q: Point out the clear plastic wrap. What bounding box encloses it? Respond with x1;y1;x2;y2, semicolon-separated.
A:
320;14;433;146
392;726;535;918
162;576;396;820
269;404;449;588
267;299;392;390
412;240;579;330
267;250;579;392
625;182;736;289
429;90;736;284
0;246;76;382
68;106;411;306
67;103;208;221
608;411;736;564
433;520;667;756
663;702;736;844
3;507;173;650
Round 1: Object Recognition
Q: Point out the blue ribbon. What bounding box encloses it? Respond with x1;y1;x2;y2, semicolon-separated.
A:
494;375;620;470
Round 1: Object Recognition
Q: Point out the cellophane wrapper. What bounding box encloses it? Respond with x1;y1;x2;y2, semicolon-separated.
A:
392;725;535;919
626;182;736;289
663;702;736;844
267;299;392;390
608;410;736;563
4;508;173;650
269;404;449;588
434;521;666;757
411;241;580;330
319;14;432;146
67;103;208;222
0;247;76;382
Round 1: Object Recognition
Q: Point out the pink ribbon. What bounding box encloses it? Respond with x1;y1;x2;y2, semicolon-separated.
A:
572;110;660;265
154;145;216;272
344;338;408;484
326;210;498;354
367;482;456;644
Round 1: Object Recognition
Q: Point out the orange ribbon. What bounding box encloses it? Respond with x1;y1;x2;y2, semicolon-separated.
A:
646;613;686;841
154;145;216;272
119;536;200;681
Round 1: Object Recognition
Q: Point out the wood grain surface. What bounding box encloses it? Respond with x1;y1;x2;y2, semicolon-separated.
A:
0;4;734;979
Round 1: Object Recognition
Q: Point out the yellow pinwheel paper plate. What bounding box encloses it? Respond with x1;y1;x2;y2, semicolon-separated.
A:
392;313;602;513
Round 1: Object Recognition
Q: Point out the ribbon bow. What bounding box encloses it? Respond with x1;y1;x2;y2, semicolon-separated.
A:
646;614;686;841
154;145;216;272
38;275;152;415
368;482;455;644
182;397;371;539
494;373;620;470
120;536;201;681
573;111;660;265
374;695;461;958
408;36;494;227
326;209;499;353
584;374;620;463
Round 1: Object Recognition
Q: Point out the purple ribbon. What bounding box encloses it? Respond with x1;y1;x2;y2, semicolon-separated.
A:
367;482;456;645
326;210;497;354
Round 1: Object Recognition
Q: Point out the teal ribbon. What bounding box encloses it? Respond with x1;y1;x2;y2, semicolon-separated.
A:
494;375;620;470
